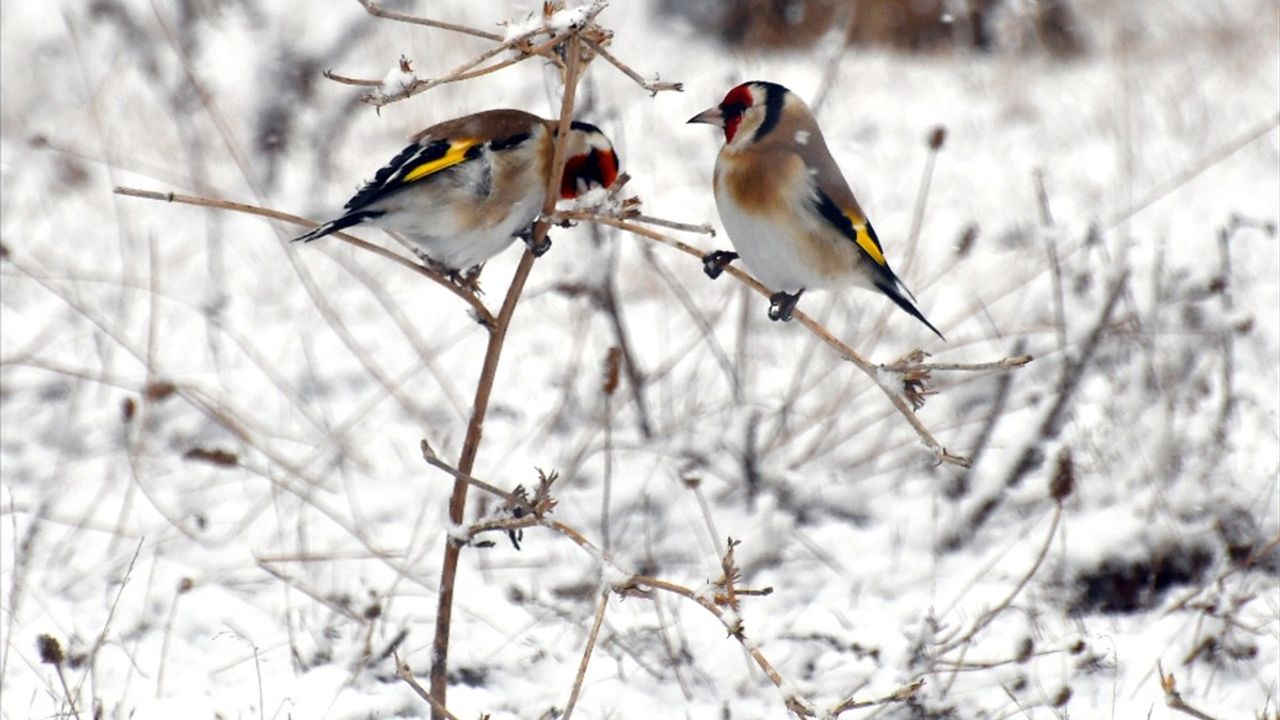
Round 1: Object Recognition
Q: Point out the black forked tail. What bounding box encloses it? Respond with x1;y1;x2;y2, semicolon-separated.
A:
292;211;382;243
875;277;946;341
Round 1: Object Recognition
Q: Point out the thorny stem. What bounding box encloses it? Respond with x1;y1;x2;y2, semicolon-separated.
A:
427;36;585;716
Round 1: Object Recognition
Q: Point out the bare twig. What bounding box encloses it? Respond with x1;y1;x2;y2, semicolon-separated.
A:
881;353;1034;373
1157;661;1220;720
828;679;926;716
936;505;1063;655
945;271;1128;550
427;35;586;715
1034;169;1069;355
580;37;683;95
395;654;464;720
155;578;193;698
362;30;576;107
558;210;1004;467
1106;113;1279;230
111;186;495;325
900;127;946;277
630;214;716;236
321;69;382;86
563;588;611;719
355;0;503;41
420;439;515;502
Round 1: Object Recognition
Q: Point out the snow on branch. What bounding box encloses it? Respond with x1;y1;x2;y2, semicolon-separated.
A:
331;0;682;109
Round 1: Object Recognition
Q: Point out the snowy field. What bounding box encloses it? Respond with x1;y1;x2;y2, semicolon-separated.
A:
2;1;1278;718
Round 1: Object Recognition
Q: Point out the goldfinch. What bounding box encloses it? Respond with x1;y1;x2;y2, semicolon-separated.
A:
688;81;944;339
295;109;619;273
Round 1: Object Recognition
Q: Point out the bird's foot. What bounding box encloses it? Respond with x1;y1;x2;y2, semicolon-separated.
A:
701;250;739;279
453;264;485;294
768;290;803;322
518;225;552;257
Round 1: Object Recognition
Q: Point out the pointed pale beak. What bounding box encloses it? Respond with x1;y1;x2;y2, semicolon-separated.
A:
686;106;724;127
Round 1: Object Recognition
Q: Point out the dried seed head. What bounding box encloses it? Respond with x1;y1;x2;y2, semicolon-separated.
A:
1015;636;1035;663
121;396;137;423
1051;686;1072;707
145;381;176;401
955;223;979;257
928;126;947;150
183;447;239;467
37;634;64;665
602;346;621;396
177;577;194;594
1049;447;1075;502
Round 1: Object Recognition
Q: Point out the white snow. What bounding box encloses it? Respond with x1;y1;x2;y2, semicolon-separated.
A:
379;60;418;96
2;0;1277;718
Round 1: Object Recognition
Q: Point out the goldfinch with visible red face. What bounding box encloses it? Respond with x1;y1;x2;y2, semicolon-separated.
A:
689;81;943;339
295;109;619;273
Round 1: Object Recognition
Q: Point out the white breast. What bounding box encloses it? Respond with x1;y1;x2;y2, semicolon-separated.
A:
713;163;828;294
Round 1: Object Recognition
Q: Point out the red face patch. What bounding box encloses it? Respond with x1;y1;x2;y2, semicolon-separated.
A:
720;84;754;143
560;149;619;199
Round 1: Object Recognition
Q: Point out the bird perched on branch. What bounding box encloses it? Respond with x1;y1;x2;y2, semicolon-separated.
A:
295;109;619;277
688;81;944;339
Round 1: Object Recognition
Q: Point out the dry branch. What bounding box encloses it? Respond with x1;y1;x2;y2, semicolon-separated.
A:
356;0;503;41
1157;662;1220;720
427;32;588;714
580;36;683;95
557;209;1032;467
111;186;495;325
562;588;611;719
395;655;463;720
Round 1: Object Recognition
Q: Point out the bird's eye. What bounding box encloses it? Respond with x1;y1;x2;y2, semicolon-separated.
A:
721;101;748;118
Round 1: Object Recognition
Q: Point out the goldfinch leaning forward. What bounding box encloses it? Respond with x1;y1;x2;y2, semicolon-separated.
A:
295;109;619;274
688;81;944;340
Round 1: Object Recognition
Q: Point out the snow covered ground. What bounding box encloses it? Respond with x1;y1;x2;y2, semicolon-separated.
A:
2;1;1277;718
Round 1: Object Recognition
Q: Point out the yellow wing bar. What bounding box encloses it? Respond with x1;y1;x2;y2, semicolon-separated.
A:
403;138;480;183
850;216;887;267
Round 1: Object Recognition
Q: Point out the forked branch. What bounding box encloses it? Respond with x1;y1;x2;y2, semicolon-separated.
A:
556;209;1032;467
